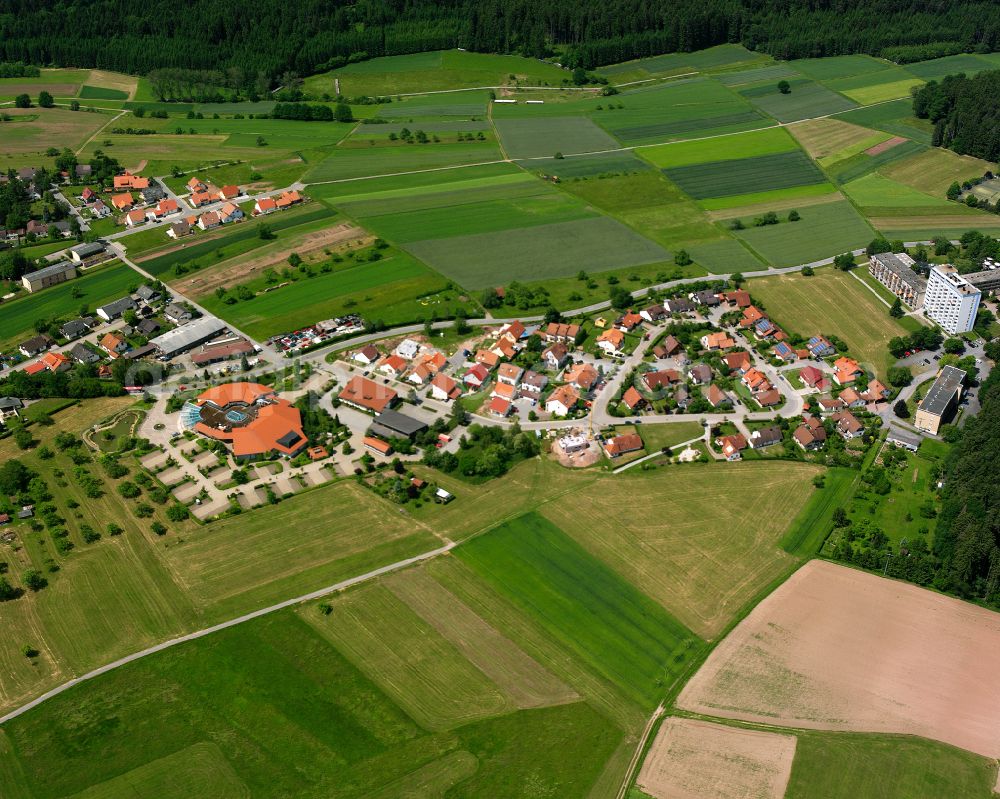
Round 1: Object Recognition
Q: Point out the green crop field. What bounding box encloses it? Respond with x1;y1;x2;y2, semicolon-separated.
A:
687;237;764;272
824;138;927;184
747;267;910;375
836;99;934;145
0;262;138;351
842;172;966;215
199;250;458;338
716;63;802;86
359;192;595;242
903;53;999;81
494;116;620;159
789;55;892;81
335;175;545;218
520;150;653;178
663;150;829;201
457;512;699;708
541;462;818;638
78;84;128;100
641;126;796;169
731;200;874;267
790;118;890;160
741;79;857;123
405;216;671;288
785;731;998;799
304;140;501;182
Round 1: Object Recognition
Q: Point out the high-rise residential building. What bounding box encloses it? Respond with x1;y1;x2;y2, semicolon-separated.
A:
923;264;981;334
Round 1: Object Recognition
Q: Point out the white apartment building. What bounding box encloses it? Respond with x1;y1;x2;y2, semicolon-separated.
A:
868;252;926;308
924;264;981;334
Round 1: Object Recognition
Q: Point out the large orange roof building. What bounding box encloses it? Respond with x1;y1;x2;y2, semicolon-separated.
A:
190;382;306;460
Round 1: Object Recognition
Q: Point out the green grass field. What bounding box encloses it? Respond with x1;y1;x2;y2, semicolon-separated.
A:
732;200;874;267
405;215;670;288
541;462;818;638
788;55;892;81
457;512;699;708
779;467;858;555
641;126;795;169
494;116;620;159
785;731;998;798
747;267;910;375
199;250;459;338
78;85;128;100
0;262;138;351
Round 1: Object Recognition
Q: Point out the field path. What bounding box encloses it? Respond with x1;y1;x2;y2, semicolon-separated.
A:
75;108;129;156
0;542;455;726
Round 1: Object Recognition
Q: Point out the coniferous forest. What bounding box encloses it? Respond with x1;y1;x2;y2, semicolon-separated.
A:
3;0;1000;79
913;71;1000;161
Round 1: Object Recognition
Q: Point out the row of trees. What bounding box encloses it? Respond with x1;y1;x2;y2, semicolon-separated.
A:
4;0;1000;79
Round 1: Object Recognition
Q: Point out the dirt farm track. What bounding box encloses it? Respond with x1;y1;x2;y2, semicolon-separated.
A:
676;560;1000;760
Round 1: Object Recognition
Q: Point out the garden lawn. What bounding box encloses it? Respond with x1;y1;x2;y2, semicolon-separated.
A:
404;216;670;288
747;267;910;376
198;251;454;339
731;200;873;267
0;262;139;351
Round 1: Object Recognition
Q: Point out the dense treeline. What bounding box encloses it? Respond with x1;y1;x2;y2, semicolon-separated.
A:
932;363;1000;603
4;0;1000;79
0;61;40;77
913;71;1000;160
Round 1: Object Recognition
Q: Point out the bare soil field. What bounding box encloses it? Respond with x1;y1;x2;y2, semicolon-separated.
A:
864;135;907;156
177;222;369;298
87;69;138;98
677;560;1000;759
637;717;797;799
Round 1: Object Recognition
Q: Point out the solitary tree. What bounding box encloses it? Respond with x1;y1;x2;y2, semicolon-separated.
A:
14;93;30;108
334;102;353;123
777;80;791;94
889;298;904;318
893;399;910;418
674;249;692;266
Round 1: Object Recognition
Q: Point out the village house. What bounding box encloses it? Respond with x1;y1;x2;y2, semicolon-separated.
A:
167;220;191;239
140;185;165;205
546;384;579;417
255;197;277;215
96;296;137;322
716;433;747;461
217;202;243;224
59;317;93;340
755;388;782;407
832;410;865;439
100;332;127;358
793;415;827;450
124;208;147;227
837;387;865;408
622;386;646;412
749;425;783;449
519;370;547;401
692;289;720;307
353;344;380;365
147;198;179;220
276;190;303;208
833;357;863;386
705;384;732;408
69;343;100;364
724;350;752;373
616;312;643;332
110;192;134;212
497;363;523;386
543;322;580;343
542;343;569;370
474;349;501;370
164;302;193;324
190;190;214;208
688;363;713;385
604;433;643;458
723;289;751;308
486;397;512;417
197;211;221;230
700;331;735;350
90;200;111;218
596;328;626;357
859;378;890;403
807;335;837;358
564;362;599;392
395;338;420;360
430;372;462;402
113;172;149;191
640;304;666;323
463;363;490;388
407;362;432;386
772;341;796;363
31;351;71;373
739;306;766;328
664;297;696;314
490;337;517;360
378;354;407;379
643;369;680;390
741;367;771;393
0;396;24;420
799;365;827;390
187;176;206;192
491;381;518;403
80;187;97;204
655;335;683;359
817;397;846;414
216;185;240;201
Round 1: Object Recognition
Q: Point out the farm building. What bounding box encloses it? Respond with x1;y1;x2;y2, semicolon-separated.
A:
96;296;137;322
68;242;105;263
190;337;255;367
21;261;76;293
